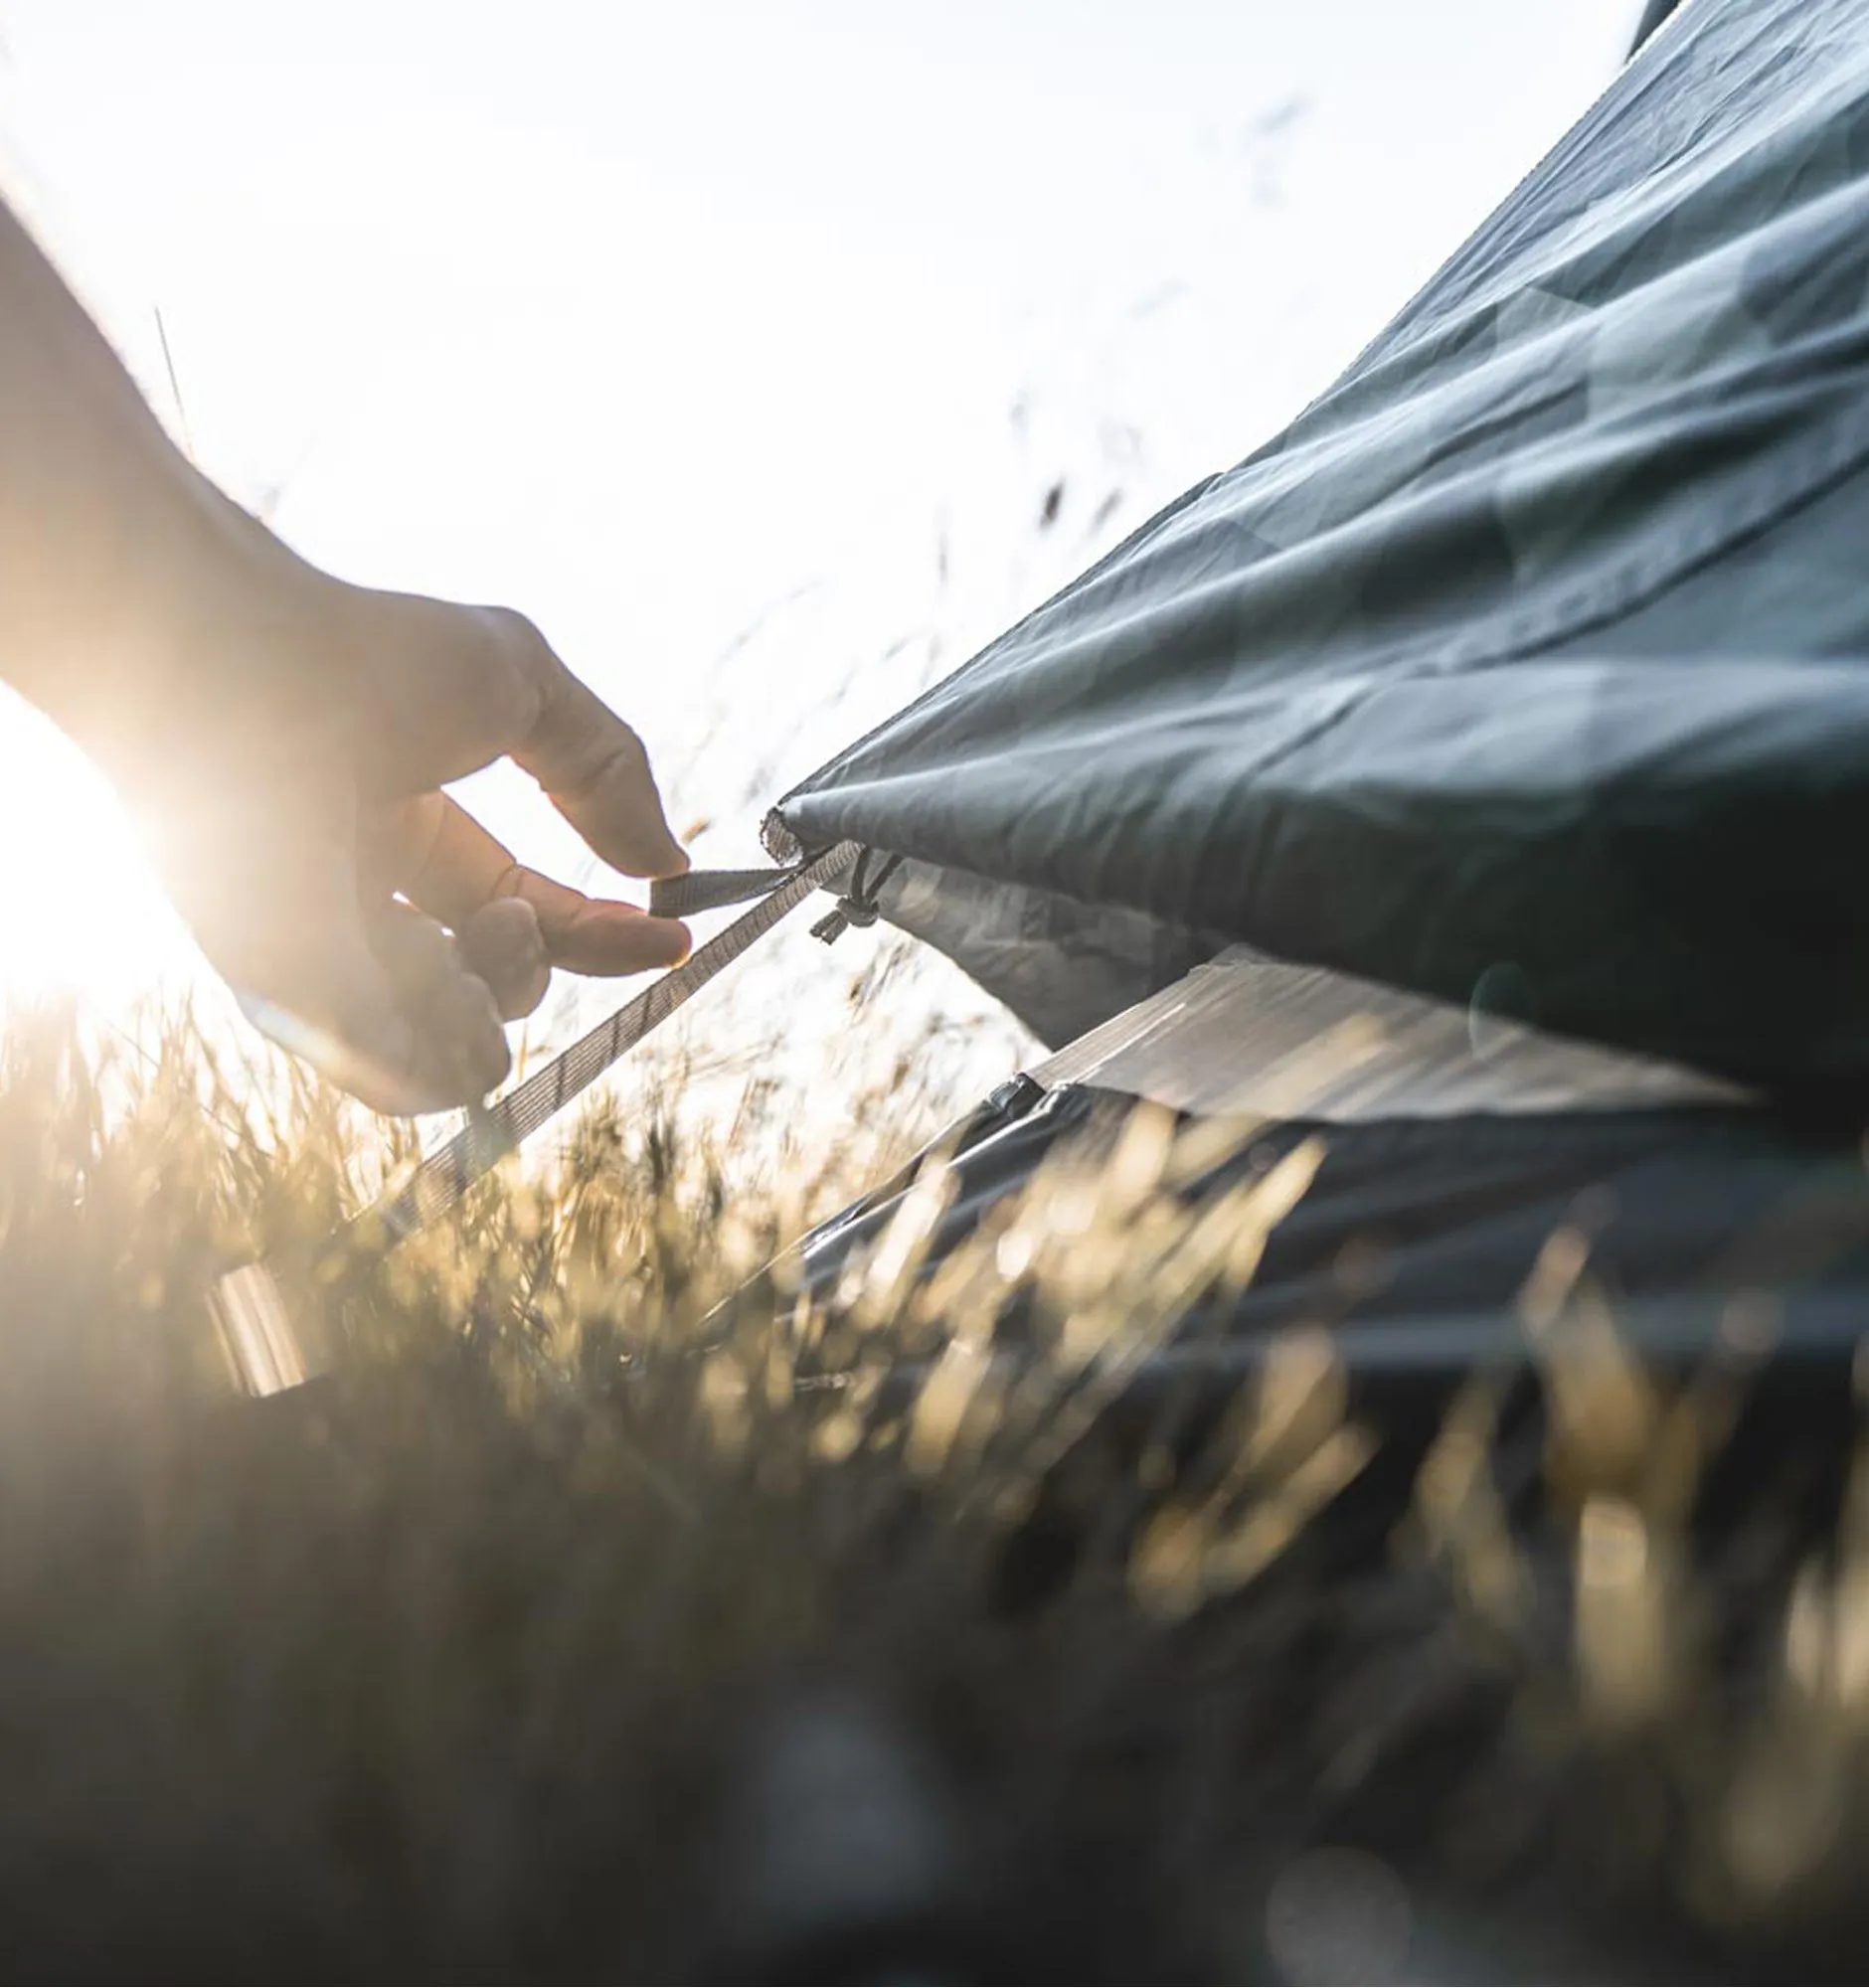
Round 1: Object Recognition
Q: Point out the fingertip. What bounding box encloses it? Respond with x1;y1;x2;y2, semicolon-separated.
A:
350;949;509;1108
406;971;511;1106
628;913;691;972
543;906;690;977
457;973;515;1093
537;728;693;885
459;897;553;1021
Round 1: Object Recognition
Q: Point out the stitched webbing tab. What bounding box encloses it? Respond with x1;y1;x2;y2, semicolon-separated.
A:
648;865;807;918
370;842;857;1245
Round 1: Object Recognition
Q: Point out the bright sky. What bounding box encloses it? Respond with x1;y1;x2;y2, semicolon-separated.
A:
0;0;1638;1064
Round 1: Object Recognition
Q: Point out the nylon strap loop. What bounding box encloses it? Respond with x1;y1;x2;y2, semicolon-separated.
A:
363;841;859;1247
648;865;807;918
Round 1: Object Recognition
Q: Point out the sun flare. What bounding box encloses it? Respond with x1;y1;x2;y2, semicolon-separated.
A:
0;688;198;1010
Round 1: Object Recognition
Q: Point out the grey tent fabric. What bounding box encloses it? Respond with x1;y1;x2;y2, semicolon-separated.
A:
769;0;1869;1095
1629;0;1689;54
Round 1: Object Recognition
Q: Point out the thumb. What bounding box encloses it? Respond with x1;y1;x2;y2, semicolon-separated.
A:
510;644;690;882
344;589;689;883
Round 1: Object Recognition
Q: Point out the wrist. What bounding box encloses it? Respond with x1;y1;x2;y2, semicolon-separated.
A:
39;467;347;806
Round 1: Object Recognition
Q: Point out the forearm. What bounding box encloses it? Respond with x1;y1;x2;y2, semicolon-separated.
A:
0;198;304;770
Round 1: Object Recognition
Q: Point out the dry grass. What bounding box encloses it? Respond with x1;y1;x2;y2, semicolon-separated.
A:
1;991;1868;1980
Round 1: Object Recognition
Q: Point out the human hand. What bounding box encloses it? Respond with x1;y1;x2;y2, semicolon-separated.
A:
102;542;692;1114
0;195;688;1111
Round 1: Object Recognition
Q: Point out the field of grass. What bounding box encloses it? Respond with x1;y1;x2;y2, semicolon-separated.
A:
5;981;1869;1981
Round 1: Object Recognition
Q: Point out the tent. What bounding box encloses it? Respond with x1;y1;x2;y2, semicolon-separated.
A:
231;0;1869;1482
745;0;1869;1488
768;0;1869;1095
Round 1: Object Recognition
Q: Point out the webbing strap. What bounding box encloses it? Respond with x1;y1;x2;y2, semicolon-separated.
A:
648;864;811;918
211;841;860;1397
363;840;861;1246
648;846;904;943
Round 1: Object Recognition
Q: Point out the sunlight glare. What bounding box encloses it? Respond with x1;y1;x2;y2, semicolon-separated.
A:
0;686;201;1010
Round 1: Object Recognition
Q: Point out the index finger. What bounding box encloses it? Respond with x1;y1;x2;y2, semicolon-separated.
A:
399;793;691;976
352;590;690;882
